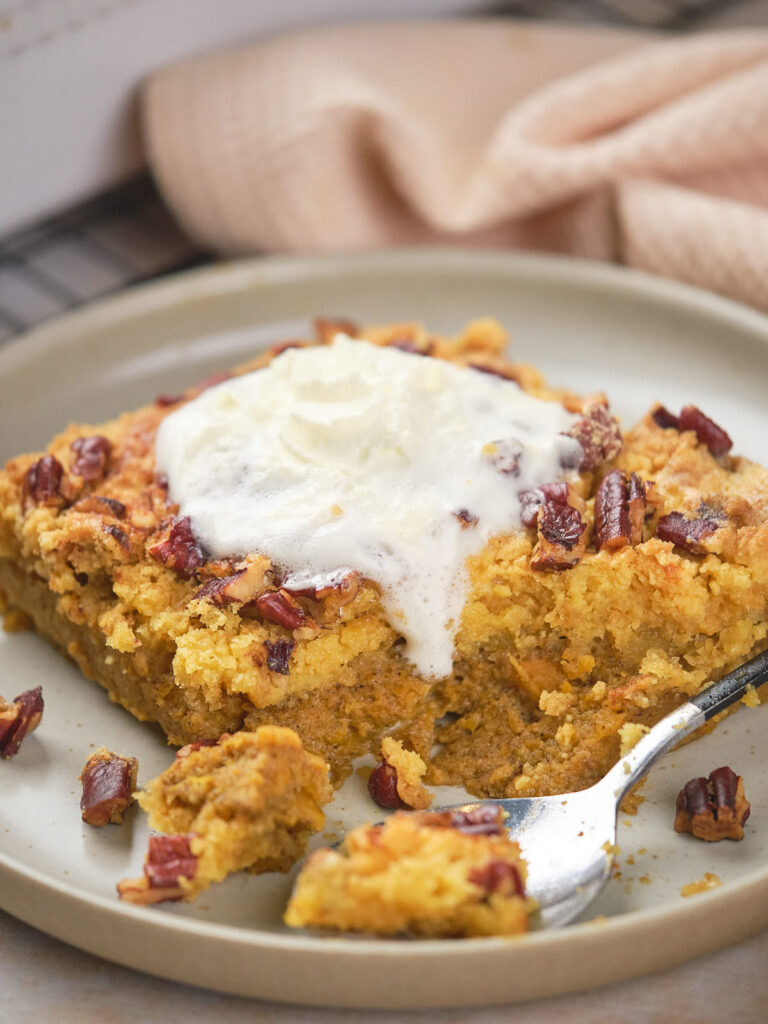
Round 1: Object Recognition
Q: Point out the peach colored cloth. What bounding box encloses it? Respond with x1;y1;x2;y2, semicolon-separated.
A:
143;21;768;310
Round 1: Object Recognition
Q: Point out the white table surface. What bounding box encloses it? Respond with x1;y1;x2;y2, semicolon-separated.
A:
2;908;766;1023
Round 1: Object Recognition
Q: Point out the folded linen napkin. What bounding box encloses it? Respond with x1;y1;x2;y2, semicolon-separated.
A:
144;21;768;310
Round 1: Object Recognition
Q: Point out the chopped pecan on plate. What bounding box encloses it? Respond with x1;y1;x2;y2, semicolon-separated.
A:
117;834;198;904
0;686;44;759
368;737;432;811
367;761;406;810
674;766;750;841
80;748;138;827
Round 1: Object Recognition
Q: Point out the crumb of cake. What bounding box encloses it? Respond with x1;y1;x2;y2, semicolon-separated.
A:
618;722;651;757
284;805;530;938
674;766;750;841
124;726;331;903
619;779;647;815
681;872;723;897
368;737;432;811
0;686;43;759
741;684;761;708
80;747;138;826
639;875;651;884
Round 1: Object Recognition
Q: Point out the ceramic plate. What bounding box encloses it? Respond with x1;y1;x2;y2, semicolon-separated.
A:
1;250;767;1009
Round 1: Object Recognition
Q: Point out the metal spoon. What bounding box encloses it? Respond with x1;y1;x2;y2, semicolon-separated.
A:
436;648;768;928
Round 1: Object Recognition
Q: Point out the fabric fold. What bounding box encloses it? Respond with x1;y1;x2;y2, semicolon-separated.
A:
143;20;768;309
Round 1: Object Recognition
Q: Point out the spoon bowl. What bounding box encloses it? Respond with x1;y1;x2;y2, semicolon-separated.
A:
427;649;768;928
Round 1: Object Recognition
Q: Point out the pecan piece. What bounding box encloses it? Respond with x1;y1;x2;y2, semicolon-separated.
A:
454;508;479;529
678;405;732;457
565;402;622;472
485;438;524;476
80;748;138;827
117;834;198;905
469;859;525;897
144;834;198;888
194;556;270;606
450;805;506;836
423;804;506;837
71;435;112;482
594;470;647;552
265;638;295;675
656;510;722;554
22;455;65;508
367;762;407;810
651;404;680;430
651;403;733;456
148;516;205;578
103;523;131;552
0;703;17;750
0;686;44;759
674;766;750;841
369;738;431;810
254;589;306;630
530;500;587;571
73;495;127;518
114;878;181;905
519;482;576;529
314;316;359;344
155;392;184;407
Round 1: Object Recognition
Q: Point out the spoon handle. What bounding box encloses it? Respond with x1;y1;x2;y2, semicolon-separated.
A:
602;647;768;801
690;647;768;719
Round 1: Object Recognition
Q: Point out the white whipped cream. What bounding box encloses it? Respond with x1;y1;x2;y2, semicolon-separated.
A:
155;336;579;678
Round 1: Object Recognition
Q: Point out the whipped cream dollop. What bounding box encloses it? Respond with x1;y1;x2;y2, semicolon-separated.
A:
155;336;579;678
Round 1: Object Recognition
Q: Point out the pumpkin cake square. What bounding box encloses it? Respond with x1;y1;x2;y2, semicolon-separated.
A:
1;317;767;814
